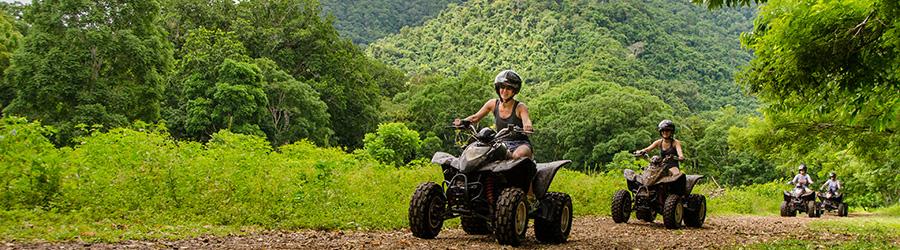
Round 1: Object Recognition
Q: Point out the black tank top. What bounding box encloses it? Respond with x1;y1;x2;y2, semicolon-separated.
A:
494;99;529;141
660;139;679;167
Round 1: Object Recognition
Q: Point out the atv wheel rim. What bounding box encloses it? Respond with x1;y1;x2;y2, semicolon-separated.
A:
515;201;527;235
675;202;683;223
428;198;442;228
561;205;571;232
699;202;706;221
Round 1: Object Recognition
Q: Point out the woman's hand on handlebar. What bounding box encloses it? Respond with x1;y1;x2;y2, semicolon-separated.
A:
522;125;534;135
452;118;471;128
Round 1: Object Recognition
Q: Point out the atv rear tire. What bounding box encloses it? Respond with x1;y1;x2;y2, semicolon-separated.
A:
461;216;491;235
807;200;818;218
534;192;573;244
636;209;656;222
409;182;445;239
683;194;706;228
780;201;795;217
662;194;684;229
611;190;632;223
838;203;849;217
495;188;528;246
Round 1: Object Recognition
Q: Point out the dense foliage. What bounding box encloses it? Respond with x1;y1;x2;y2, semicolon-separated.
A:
2;0;173;144
320;0;464;45
0;13;21;111
0;0;406;149
733;0;900;207
0;117;782;241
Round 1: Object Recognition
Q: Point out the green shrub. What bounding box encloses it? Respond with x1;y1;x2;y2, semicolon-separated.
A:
0;117;62;209
362;122;421;166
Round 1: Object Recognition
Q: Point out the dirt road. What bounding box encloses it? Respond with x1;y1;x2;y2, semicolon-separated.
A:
3;215;883;249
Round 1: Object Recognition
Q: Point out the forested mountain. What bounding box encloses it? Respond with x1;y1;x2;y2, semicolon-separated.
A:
320;0;464;46
368;0;757;114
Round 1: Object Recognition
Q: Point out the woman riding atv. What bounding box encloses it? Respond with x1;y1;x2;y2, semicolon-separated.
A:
453;70;534;159
790;164;814;192
634;120;685;175
820;172;841;194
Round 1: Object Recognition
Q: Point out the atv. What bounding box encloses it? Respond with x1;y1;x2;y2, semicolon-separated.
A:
817;190;848;217
780;184;820;217
408;123;573;246
611;153;706;229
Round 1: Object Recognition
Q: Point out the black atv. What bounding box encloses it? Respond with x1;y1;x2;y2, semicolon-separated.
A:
781;184;820;217
817;190;848;217
611;153;706;229
408;124;573;246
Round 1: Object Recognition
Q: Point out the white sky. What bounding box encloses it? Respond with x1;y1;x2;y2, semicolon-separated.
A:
0;0;30;3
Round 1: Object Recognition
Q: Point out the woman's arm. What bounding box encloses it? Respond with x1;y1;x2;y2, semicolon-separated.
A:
675;140;685;161
637;139;661;154
455;99;494;125
517;103;533;133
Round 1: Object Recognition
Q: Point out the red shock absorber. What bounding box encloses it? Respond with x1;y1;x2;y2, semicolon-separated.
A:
485;175;495;205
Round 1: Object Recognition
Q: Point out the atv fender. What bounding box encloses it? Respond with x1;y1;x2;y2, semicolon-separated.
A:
533;160;571;199
431;152;456;166
685;175;704;194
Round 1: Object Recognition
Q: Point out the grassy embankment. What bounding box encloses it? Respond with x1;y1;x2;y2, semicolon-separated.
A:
0;117;848;242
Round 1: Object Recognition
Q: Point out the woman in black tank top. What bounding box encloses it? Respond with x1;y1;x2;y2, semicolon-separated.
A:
453;70;533;159
635;120;684;169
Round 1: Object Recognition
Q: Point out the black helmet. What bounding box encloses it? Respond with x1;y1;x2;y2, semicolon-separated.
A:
829;172;836;178
798;164;807;172
494;70;522;101
657;120;676;134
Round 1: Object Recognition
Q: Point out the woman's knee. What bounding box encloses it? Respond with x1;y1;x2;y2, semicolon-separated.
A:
513;145;533;158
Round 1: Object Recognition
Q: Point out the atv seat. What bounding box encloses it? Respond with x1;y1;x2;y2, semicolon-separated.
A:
533;160;571;199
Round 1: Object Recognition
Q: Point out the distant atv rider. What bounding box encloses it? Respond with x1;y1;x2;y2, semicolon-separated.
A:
790;164;814;192
634;120;685;176
453;70;534;159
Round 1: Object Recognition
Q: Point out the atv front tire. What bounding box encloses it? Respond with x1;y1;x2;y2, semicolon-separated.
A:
534;192;573;244
683;194;706;228
409;182;446;239
838;203;849;217
780;201;795;217
611;190;632;223
807;200;818;218
495;188;528;246
662;194;684;229
461;216;491;235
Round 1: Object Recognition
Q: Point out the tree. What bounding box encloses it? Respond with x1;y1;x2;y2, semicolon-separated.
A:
736;0;900;205
232;0;397;148
529;76;673;170
0;13;22;110
3;0;173;144
392;68;493;152
255;58;332;145
159;0;237;54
